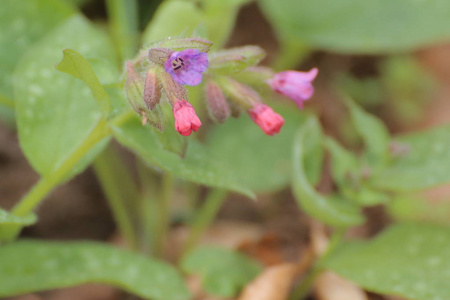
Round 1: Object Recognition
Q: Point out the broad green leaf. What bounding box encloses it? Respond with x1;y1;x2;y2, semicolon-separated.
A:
372;125;450;191
14;15;116;176
259;0;450;54
56;49;110;115
323;223;450;300
181;246;262;297
346;99;390;168
207;104;308;193
292;117;364;227
388;195;450;225
0;0;73;100
142;0;242;48
0;240;190;300
111;117;255;198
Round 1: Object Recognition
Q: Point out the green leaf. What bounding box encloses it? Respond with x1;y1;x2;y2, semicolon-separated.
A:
14;15;116;176
259;0;450;54
111;117;254;198
0;0;73;100
292;117;364;227
346;99;390;168
373;124;450;191
142;0;242;48
323;223;450;300
55;49;110;115
207;104;309;193
181;246;262;297
388;195;450;225
0;240;190;300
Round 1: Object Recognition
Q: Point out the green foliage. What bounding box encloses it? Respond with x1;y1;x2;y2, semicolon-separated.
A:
0;240;190;300
56;49;111;116
0;0;73;100
346;99;390;168
112;117;255;198
388;195;450;225
292;117;364;227
181;246;262;297
323;223;450;300
372;124;450;191
14;15;115;177
259;0;450;54
207;105;307;193
142;0;247;47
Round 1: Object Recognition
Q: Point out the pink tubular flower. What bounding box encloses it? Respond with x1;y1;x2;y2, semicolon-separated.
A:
248;104;284;136
172;99;202;136
268;68;318;109
164;49;209;86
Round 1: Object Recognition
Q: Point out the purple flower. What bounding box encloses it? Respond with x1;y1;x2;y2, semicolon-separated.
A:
164;49;209;86
268;68;318;109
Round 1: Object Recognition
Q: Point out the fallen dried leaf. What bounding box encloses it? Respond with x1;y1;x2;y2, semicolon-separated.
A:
238;263;297;300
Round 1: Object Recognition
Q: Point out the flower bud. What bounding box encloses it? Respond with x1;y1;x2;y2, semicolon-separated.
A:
172;99;202;136
219;77;261;110
248;103;284;136
153;37;213;53
159;70;188;104
209;46;266;74
148;48;172;65
125;62;165;130
143;68;161;110
205;80;230;123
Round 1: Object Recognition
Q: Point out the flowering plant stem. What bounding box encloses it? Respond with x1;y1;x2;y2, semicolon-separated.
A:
152;172;174;258
106;0;138;62
92;146;140;250
5;110;135;241
289;227;347;300
181;188;228;258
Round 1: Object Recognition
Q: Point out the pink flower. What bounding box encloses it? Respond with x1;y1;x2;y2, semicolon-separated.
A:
248;104;284;136
268;68;318;108
164;49;209;86
172;99;202;136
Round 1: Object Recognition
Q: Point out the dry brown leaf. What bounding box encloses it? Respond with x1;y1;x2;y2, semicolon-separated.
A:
238;263;297;300
314;271;368;300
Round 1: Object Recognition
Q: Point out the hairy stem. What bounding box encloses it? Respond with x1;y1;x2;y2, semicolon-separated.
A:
93;146;139;250
182;188;228;258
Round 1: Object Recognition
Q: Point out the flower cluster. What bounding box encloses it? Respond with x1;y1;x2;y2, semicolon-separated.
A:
125;37;317;137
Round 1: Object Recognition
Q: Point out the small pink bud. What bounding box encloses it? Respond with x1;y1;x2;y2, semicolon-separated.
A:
172;99;202;136
268;68;318;109
248;104;284;136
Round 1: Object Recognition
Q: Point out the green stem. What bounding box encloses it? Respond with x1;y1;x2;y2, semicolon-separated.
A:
7;110;136;240
136;161;160;255
92;146;139;250
182;188;228;258
0;95;15;109
289;227;346;300
106;0;139;62
153;172;174;258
